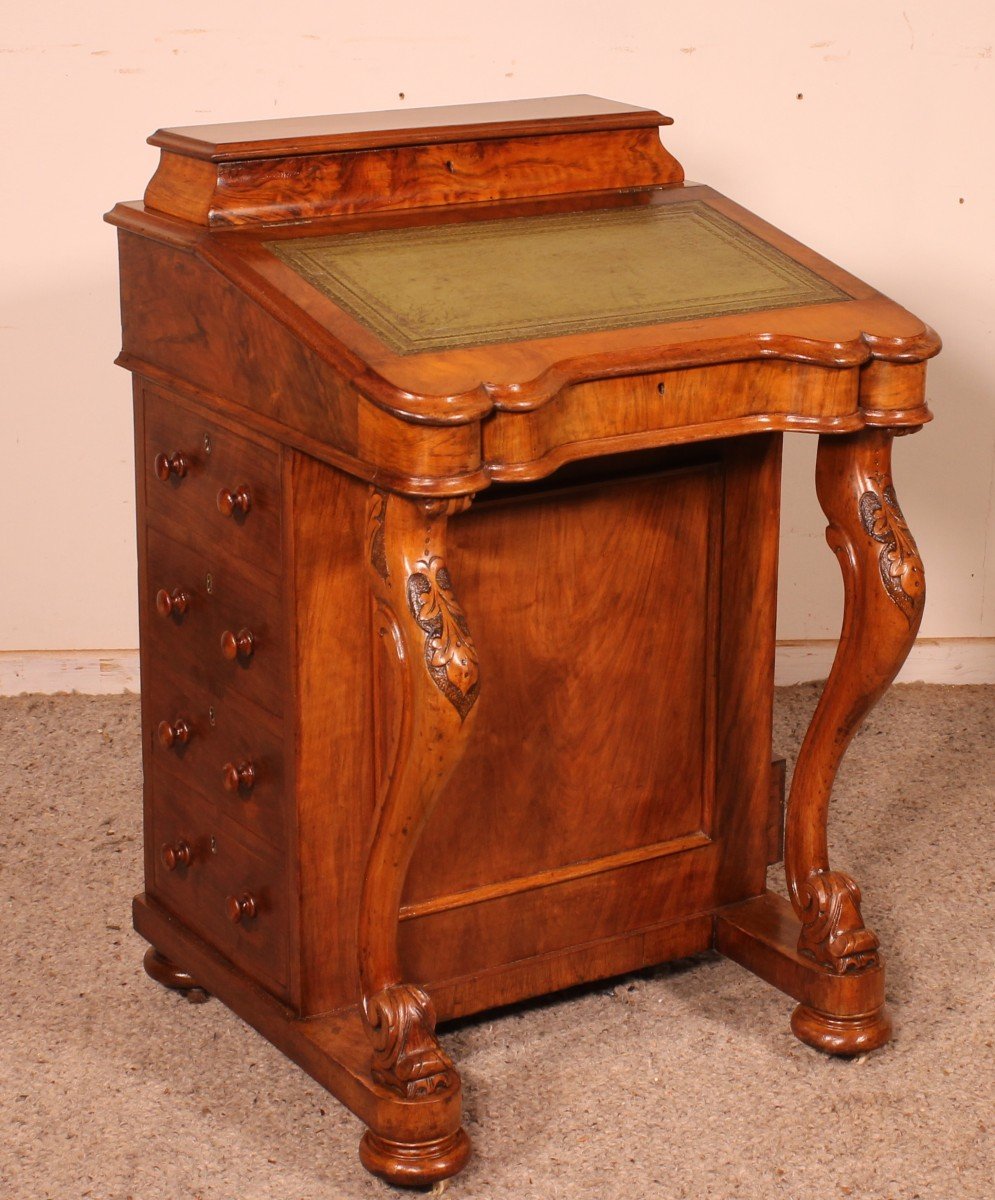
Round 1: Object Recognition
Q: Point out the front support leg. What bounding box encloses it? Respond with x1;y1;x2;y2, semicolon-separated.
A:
357;488;479;1185
785;428;924;1051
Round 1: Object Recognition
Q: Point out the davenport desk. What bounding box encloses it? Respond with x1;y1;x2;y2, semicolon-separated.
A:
106;96;939;1186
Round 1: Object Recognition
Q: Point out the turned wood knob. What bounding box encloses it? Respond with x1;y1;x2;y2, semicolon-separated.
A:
223;760;257;792
155;587;192;617
161;839;192;870
154;451;189;481
225;892;257;923
220;628;255;660
216;486;252;517
157;717;192;748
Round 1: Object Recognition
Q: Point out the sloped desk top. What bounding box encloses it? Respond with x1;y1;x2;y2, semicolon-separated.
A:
266;202;849;354
106;95;939;493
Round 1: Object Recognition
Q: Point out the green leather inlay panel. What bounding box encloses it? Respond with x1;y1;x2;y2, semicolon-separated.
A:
267;202;850;354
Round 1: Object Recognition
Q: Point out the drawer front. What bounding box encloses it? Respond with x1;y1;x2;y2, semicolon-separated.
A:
146;667;286;849
146;525;285;719
143;385;282;578
150;778;289;999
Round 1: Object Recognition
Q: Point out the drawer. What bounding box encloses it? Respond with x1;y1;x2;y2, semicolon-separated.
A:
145;525;285;718
150;778;290;999
143;385;282;579
146;667;286;849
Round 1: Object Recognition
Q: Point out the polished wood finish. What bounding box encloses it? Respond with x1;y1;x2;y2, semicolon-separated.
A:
149;96;671;159
144;96;680;227
714;893;892;1054
161;839;193;871
108;97;938;1187
142;947;206;996
222;760;256;793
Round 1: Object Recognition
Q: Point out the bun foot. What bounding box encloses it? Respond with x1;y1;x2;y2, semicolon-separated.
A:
359;1127;470;1186
791;1002;892;1056
143;948;210;1002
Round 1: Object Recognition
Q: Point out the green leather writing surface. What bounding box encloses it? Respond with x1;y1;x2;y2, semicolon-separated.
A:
267;201;849;355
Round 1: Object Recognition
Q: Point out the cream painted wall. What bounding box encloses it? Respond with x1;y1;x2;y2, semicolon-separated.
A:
2;2;993;657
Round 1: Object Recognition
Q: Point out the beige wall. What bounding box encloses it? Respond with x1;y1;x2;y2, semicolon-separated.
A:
2;3;993;663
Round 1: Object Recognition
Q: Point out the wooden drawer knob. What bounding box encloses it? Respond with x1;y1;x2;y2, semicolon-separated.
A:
217;486;252;517
157;717;192;748
223;760;257;793
161;840;193;870
220;628;255;660
155;587;192;617
225;892;257;923
154;451;189;481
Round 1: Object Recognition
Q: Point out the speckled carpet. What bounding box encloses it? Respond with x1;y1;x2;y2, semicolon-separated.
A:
1;685;992;1200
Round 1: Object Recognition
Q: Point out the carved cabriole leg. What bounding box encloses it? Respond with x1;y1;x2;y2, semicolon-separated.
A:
357;487;478;1185
784;428;924;1053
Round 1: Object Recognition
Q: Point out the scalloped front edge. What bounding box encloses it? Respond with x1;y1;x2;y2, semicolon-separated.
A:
356;323;943;427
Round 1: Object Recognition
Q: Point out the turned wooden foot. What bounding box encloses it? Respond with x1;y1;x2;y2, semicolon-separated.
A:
791;1003;893;1056
359;1128;471;1187
143;947;210;1002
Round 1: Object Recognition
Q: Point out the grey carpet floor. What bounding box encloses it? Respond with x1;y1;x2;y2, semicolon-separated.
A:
1;685;992;1200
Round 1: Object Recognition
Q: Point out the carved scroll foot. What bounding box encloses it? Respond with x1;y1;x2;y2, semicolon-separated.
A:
365;983;457;1098
142;947;210;1002
784;429;924;997
791;1003;893;1056
797;870;880;974
360;1128;471;1187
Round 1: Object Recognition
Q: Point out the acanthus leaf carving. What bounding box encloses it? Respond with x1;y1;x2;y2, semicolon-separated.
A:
406;555;480;720
858;481;924;625
797;870;880;974
366;488;390;583
364;983;454;1098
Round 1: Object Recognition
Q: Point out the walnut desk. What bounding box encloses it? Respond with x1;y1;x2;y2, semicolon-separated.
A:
106;96;939;1186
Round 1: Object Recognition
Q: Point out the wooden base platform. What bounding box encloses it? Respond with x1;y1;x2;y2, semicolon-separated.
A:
137;885;890;1185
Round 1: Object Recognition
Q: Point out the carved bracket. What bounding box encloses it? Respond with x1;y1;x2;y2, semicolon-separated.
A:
797;870;880;975
367;487;390;583
358;487;479;1110
366;490;480;722
858;480;924;625
365;984;456;1099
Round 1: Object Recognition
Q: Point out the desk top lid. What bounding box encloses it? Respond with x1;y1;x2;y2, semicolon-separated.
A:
139;95;684;227
148;95;672;162
108;96;939;439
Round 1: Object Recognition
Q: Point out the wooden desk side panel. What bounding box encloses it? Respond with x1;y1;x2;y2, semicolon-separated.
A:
712;432;782;901
115;230;482;492
288;452;377;1016
117;231;358;452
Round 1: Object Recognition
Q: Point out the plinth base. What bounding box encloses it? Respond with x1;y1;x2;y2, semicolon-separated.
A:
715;892;892;1057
